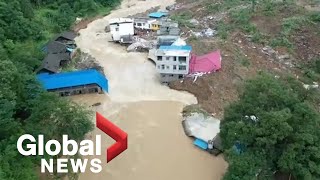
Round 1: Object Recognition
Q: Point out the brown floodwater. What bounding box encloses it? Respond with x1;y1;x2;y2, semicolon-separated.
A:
72;0;228;179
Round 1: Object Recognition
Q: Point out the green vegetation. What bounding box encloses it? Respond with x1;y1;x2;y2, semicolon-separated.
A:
215;0;319;49
221;74;320;179
0;0;120;179
171;11;195;28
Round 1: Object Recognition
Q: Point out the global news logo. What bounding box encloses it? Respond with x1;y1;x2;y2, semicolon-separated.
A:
16;112;128;173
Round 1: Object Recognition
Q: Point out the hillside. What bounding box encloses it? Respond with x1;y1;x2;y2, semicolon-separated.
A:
168;0;320;118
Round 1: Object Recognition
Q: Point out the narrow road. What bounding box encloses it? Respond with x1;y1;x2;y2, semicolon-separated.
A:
74;0;227;179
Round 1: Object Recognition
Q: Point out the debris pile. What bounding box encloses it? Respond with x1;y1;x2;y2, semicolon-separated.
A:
127;37;156;52
262;46;294;67
192;28;217;38
75;52;104;74
166;3;183;11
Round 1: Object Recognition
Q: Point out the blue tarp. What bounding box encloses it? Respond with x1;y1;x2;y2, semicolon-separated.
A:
149;12;168;18
194;138;208;150
37;69;108;92
159;45;192;51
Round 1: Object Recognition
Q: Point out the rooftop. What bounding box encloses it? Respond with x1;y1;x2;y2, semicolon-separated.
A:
159;45;192;51
37;69;108;92
134;17;157;23
54;31;77;41
149;12;168;18
109;18;134;25
36;53;70;74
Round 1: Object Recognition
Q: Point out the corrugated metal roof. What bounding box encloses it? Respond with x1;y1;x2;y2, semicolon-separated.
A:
36;53;71;74
54;31;77;41
37;69;108;92
159;45;192;51
148;12;168;18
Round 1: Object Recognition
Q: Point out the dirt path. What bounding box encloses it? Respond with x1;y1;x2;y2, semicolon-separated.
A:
74;0;227;179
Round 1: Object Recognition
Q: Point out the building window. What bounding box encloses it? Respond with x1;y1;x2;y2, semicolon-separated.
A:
137;23;142;26
169;74;174;77
143;23;146;26
157;56;162;61
166;56;170;60
166;66;170;69
173;57;177;61
179;75;183;79
173;65;177;70
179;65;187;70
179;56;187;63
161;65;165;69
115;27;119;31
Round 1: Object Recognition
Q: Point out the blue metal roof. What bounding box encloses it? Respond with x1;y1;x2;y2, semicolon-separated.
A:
37;69;108;92
148;12;168;18
159;45;192;51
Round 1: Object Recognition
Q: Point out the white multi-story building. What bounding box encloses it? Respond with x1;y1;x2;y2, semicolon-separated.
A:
155;45;192;83
109;18;134;43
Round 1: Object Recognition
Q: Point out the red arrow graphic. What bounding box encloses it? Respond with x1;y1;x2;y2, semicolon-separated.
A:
96;112;128;163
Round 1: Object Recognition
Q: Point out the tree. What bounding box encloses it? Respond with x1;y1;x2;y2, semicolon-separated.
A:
0;0;119;178
221;74;320;179
26;92;94;141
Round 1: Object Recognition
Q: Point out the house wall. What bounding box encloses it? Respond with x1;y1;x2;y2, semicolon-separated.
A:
48;84;103;97
155;52;191;75
110;22;134;42
134;20;151;30
159;74;183;83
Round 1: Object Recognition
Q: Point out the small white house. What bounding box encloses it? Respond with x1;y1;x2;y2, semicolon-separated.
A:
134;18;157;30
109;18;134;43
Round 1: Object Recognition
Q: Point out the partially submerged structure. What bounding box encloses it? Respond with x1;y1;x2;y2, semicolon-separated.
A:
155;45;192;83
109;18;134;43
182;112;222;155
37;69;108;96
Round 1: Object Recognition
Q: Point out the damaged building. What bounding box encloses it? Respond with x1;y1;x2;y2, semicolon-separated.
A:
155;45;192;83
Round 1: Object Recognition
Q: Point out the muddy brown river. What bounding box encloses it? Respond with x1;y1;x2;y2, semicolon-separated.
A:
73;0;227;179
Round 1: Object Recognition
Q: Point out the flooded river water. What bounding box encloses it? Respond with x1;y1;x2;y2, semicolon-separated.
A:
73;0;227;179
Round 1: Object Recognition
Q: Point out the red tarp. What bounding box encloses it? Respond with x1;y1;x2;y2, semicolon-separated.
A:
189;50;222;74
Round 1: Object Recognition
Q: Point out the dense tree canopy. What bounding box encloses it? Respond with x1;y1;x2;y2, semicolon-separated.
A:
0;0;120;179
221;74;320;179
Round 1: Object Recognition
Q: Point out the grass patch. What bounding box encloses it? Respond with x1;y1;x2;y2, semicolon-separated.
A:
171;11;195;28
217;21;234;39
205;0;251;13
235;49;250;67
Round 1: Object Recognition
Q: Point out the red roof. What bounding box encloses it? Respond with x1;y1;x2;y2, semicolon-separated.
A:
189;50;222;74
